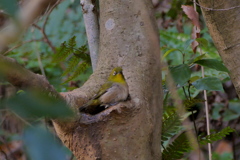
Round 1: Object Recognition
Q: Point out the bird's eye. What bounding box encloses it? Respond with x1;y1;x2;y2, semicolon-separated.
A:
113;71;117;76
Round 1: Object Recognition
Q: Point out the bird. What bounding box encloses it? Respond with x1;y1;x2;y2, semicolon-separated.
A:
79;67;129;115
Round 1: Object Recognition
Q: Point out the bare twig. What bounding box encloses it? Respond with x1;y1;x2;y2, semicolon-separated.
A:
36;51;46;77
80;0;99;71
193;1;212;159
43;0;61;31
0;0;59;53
3;39;43;55
32;23;56;53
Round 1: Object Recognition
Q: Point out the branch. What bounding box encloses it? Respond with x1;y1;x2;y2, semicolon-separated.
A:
0;0;59;53
32;24;56;53
80;0;99;71
0;54;59;98
3;39;43;55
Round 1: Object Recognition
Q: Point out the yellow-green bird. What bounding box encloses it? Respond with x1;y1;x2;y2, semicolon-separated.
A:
79;67;129;115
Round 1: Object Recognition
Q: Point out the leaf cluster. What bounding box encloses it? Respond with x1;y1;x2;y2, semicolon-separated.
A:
199;127;235;145
161;104;235;160
162;132;191;160
161;108;181;144
53;36;91;83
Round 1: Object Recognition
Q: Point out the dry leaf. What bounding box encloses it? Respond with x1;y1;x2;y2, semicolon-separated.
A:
182;5;201;53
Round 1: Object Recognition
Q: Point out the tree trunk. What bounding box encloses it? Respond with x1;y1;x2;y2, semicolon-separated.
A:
198;0;240;97
53;0;162;159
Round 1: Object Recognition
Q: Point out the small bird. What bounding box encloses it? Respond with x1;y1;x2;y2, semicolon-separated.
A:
79;67;129;115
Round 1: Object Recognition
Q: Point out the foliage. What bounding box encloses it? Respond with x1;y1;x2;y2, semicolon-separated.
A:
161;108;235;159
1;91;73;119
169;64;191;86
161;108;182;144
212;152;233;160
53;36;91;83
0;0;18;17
162;132;191;160
184;98;204;110
160;24;237;158
199;127;235;145
0;1;87;159
0;0;238;159
23;125;71;160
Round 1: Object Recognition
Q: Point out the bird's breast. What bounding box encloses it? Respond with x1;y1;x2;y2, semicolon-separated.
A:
99;83;128;104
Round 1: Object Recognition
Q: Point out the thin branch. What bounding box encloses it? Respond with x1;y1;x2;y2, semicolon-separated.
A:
187;83;191;100
43;0;61;31
182;86;189;99
193;1;240;11
36;51;46;77
3;39;43;55
80;0;99;71
0;0;59;53
32;24;56;53
193;0;212;159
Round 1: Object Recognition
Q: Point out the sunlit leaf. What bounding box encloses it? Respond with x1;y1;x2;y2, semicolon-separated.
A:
189;76;200;83
163;48;180;59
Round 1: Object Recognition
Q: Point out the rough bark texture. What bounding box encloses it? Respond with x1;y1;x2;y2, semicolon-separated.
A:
198;0;240;97
53;0;162;159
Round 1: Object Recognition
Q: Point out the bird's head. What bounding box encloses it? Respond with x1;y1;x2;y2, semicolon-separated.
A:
108;67;126;83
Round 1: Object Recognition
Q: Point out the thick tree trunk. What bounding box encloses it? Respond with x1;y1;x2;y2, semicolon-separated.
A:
53;0;162;159
198;0;240;97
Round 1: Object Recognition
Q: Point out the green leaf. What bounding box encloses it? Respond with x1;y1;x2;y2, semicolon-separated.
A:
162;48;180;59
184;98;204;110
223;109;239;121
194;59;229;73
196;38;208;47
5;91;73;119
62;56;80;76
199;127;234;145
184;39;195;51
169;64;191;86
161;109;181;144
192;77;223;91
23;125;67;160
162;132;191;160
63;61;90;83
0;0;18;16
228;100;240;114
189;76;200;83
212;103;224;120
192;54;206;63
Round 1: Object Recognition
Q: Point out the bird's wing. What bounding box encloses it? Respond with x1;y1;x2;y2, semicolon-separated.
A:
92;82;112;100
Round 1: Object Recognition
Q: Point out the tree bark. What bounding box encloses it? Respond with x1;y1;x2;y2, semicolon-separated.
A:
198;0;240;97
53;0;162;159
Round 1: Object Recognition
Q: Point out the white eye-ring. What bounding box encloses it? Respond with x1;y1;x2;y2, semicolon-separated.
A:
113;71;117;76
